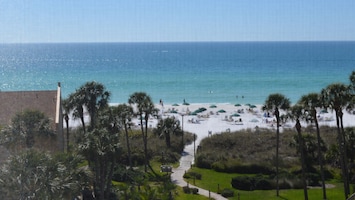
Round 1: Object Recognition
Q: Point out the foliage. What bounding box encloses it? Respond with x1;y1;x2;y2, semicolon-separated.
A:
65;81;110;132
78;126;121;200
0;109;55;151
182;186;199;194
154;116;182;150
221;188;234;197
0;150;91;200
183;171;202;180
128;92;158;172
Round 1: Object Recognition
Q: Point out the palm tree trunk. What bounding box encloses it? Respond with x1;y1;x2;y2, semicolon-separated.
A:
336;112;349;199
144;117;149;172
139;115;147;172
275;107;280;197
124;124;133;169
65;116;69;152
80;116;86;134
313;111;327;200
296;119;308;200
340;112;350;197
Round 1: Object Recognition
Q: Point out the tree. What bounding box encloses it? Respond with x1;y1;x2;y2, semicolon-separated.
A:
78;81;110;130
79;126;121;200
65;92;87;134
62;98;71;152
1;109;54;151
155;116;181;149
321;83;352;198
298;93;327;199
66;81;110;133
128;92;158;172
0;150;91;200
289;105;308;200
263;93;291;197
115;104;134;169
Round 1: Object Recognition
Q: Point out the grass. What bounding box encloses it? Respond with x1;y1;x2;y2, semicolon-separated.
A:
185;167;346;200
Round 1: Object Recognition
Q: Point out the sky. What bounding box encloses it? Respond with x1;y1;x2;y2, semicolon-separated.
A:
1;0;355;43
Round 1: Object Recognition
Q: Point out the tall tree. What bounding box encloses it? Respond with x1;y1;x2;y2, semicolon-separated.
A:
62;98;71;152
77;81;111;131
128;92;158;172
263;93;291;197
79;125;120;200
298;93;327;199
65;92;86;134
321;83;351;198
155;117;181;149
289;105;308;200
115;104;134;169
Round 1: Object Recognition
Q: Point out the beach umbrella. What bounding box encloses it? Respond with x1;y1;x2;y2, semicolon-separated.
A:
172;103;179;106
217;109;226;113
234;103;241;107
209;105;217;108
249;105;257;108
198;107;207;112
183;102;190;105
170;110;178;113
231;113;240;117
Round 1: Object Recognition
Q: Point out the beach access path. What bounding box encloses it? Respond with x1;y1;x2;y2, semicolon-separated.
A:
169;115;230;200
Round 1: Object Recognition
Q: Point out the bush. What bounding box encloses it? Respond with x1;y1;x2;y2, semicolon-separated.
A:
191;188;199;194
211;160;274;174
182;186;190;194
221;188;234;198
183;171;202;180
182;186;198;194
195;154;214;169
231;176;254;191
255;178;273;190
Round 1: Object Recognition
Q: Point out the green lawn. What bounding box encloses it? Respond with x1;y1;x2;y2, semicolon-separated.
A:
184;167;346;200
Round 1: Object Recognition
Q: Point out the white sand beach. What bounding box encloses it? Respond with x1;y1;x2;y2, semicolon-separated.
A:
70;102;355;142
153;103;355;143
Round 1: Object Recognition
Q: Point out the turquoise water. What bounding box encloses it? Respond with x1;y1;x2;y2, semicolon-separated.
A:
0;42;354;104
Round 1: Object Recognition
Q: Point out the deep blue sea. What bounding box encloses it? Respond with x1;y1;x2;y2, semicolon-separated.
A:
0;42;354;105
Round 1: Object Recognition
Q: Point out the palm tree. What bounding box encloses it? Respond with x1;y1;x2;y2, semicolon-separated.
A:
155;116;181;148
115;104;134;169
66;92;86;134
298;93;327;199
263;93;291;196
62;98;71;152
128;92;158;172
289;105;308;200
321;83;351;198
78;81;110;130
348;71;355;121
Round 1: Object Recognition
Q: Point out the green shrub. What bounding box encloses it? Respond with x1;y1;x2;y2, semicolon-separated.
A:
182;186;198;194
191;188;199;194
182;186;190;194
255;178;273;190
183;171;202;180
212;160;274;174
195;154;214;169
231;176;254;191
221;188;234;197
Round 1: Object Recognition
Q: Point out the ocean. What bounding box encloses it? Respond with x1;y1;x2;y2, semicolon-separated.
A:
0;42;354;105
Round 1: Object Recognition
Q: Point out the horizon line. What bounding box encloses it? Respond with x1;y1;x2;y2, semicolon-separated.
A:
1;40;355;45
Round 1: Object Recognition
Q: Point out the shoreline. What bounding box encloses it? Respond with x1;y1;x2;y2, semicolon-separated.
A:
72;103;355;136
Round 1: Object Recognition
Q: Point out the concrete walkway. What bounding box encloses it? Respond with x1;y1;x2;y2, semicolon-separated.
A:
171;142;228;200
